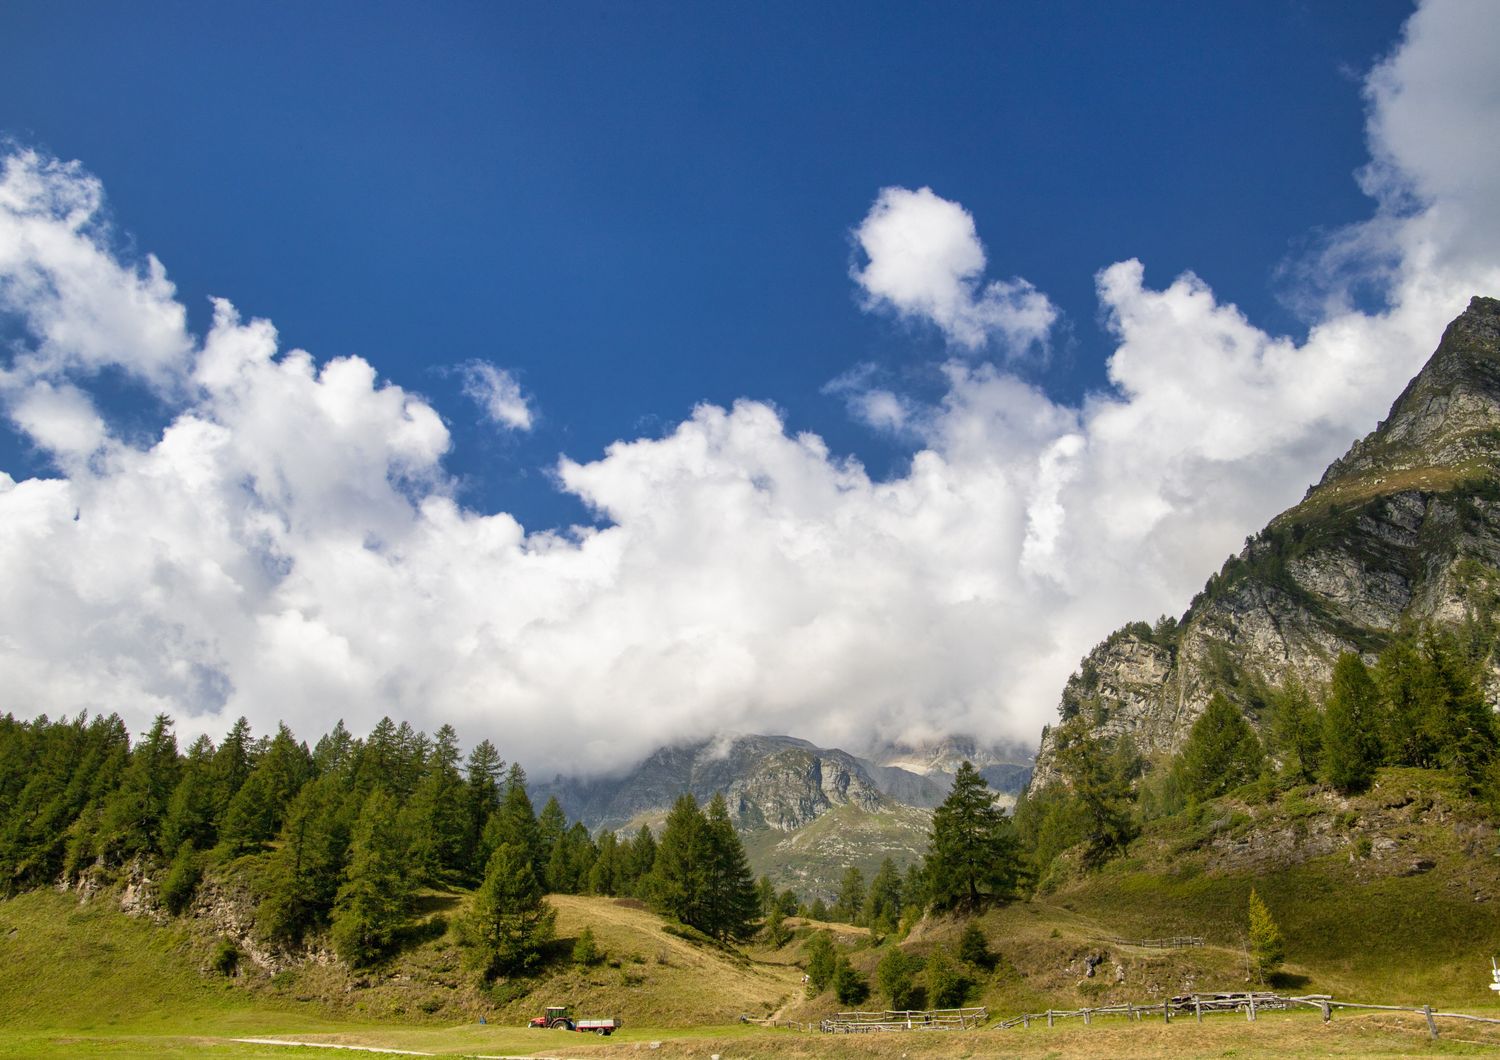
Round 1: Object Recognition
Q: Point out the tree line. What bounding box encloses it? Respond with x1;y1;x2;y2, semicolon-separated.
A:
0;713;760;975
1017;624;1500;880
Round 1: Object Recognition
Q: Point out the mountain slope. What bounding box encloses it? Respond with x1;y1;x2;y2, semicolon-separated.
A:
1033;295;1500;782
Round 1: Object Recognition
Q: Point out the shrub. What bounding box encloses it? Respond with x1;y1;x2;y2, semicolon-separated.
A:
211;938;240;976
572;926;600;966
833;956;870;1005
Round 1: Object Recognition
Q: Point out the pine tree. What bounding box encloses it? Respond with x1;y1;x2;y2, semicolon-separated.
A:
98;713;180;860
402;724;467;882
834;866;866;924
1174;693;1264;801
1248;887;1284;984
1270;677;1321;783
804;930;836;994
958;921;995;971
161;735;218;854
537;796;568;887
649;793;708;928
257;775;353;946
833;955;870;1004
332;789;413;966
462;739;505;876
461;841;556;979
1322;653;1382;793
701;793;760;941
623;823;657;894
877;946;922;1009
1052;719;1139;865
862;857;903;933
588;831;621;895
923;762;1019;911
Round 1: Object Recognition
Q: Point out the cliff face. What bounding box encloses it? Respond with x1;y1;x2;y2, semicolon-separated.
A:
1031;296;1500;787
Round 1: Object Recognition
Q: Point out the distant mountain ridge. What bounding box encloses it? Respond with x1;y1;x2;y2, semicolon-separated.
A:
1031;295;1500;785
535;730;1032;897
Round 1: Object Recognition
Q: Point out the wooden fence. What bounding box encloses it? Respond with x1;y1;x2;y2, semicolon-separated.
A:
742;1008;987;1034
995;991;1500;1041
1113;935;1204;948
823;1007;988;1033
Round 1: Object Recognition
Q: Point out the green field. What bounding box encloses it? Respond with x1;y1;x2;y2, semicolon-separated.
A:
7;766;1500;1057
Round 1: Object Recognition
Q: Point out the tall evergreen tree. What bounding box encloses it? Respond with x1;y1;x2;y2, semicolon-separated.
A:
1052;719;1139;865
460;841;556;979
649;793;708;928
1174;693;1264;801
402;724;467;882
701;793;760;941
257;775;353;946
862;857;903;933
161;735;218;855
332;789;413;966
462;739;505;875
1270;676;1322;783
833;865;866;924
98;713;180;860
923;762;1018;911
1322;653;1382;793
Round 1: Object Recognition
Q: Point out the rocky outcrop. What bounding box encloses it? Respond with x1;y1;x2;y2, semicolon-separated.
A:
1033;296;1500;787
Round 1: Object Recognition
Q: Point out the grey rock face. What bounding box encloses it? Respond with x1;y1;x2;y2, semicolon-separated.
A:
1032;296;1500;788
537;733;888;834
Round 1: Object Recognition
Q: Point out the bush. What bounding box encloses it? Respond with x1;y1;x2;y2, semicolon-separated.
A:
833;956;870;1005
211;938;240;976
805;931;836;995
957;922;995;971
572;926;600;966
160;843;201;916
877;947;922;1009
925;946;971;1008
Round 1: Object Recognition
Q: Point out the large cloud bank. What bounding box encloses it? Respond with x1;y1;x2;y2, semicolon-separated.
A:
2;0;1498;775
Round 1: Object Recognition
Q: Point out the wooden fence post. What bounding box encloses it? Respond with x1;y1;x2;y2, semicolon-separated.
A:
1423;1005;1439;1040
1247;997;1256;1022
1194;1000;1202;1023
1320;1001;1331;1023
1047;1010;1054;1028
1163;1000;1171;1023
1023;1014;1030;1029
1083;1009;1091;1025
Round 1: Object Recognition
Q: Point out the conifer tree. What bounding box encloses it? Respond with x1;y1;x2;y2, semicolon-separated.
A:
877;946;921;1009
862;857;903;933
924;945;970;1007
623;823;657;894
161;735;218;855
588;831;621;895
1174;693;1264;801
1052;719;1139;865
97;713;181;860
701;792;760;941
462;739;505;875
332;788;413;966
257;774;353;946
402;724;467;882
1270;677;1321;783
461;841;556;979
1322;653;1382;793
1248;887;1284;984
537;796;568;885
834;865;866;924
804;930;835;993
649;793;708;928
923;762;1018;911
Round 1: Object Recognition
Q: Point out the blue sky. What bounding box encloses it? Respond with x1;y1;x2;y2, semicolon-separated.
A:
2;1;1498;771
3;1;1411;528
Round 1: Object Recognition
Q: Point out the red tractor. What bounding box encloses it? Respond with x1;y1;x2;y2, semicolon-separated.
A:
527;1005;622;1035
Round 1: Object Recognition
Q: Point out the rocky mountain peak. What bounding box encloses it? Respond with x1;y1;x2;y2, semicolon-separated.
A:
1312;295;1500;498
1030;296;1500;790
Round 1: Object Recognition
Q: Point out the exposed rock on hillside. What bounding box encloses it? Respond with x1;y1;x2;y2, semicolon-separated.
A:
1033;296;1500;785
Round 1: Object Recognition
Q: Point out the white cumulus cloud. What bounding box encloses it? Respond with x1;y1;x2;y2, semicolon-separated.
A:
0;0;1496;776
851;185;1058;355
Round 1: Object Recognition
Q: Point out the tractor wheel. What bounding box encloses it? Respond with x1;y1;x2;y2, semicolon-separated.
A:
551;1018;574;1031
